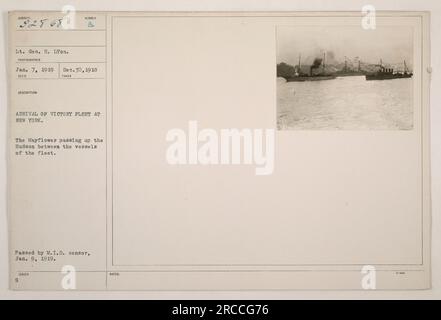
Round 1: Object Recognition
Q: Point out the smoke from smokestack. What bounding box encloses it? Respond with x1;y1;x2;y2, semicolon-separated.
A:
310;58;323;75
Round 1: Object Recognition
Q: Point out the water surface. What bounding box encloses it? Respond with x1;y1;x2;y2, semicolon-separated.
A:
277;76;413;130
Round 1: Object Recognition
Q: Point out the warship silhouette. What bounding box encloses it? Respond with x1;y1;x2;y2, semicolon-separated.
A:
286;53;337;82
335;57;366;77
365;60;413;81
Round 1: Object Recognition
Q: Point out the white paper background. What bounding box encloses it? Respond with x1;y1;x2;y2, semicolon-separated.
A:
0;0;440;299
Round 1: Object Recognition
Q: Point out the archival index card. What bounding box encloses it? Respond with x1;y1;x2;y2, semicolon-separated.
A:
8;11;431;290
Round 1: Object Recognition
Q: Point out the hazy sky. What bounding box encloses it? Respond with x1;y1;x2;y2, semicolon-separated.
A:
277;26;413;68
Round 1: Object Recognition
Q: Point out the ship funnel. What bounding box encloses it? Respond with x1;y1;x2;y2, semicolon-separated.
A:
310;57;323;76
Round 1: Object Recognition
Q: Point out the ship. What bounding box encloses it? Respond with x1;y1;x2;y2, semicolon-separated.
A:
286;53;337;82
335;58;366;77
365;60;413;81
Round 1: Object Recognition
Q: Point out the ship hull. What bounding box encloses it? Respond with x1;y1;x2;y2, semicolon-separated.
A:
335;72;365;77
287;75;337;82
365;73;413;81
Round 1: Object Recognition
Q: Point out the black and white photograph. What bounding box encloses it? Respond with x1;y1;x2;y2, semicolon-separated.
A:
277;26;414;130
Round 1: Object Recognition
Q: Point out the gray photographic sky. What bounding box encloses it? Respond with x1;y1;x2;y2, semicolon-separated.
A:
277;26;413;68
